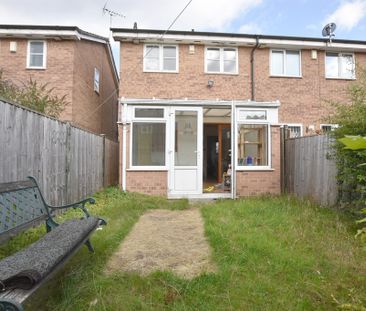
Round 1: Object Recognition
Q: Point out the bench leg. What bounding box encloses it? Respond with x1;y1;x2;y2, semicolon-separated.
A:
84;239;95;253
0;299;24;311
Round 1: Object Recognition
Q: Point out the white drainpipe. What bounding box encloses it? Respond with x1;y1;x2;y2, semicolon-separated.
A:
122;102;127;191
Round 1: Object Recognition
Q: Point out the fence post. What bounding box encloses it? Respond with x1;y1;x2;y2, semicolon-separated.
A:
101;134;106;187
64;122;72;204
280;126;285;194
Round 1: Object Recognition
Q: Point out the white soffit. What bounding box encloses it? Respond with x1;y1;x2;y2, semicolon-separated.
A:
113;31;366;51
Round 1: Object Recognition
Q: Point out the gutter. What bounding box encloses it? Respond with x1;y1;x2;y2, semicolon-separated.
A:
250;36;260;101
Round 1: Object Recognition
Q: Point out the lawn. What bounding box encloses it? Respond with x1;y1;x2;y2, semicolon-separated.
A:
1;188;365;310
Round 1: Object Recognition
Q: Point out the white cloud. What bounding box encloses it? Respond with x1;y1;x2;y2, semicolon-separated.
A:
238;23;262;34
305;24;317;31
0;0;262;37
325;0;366;31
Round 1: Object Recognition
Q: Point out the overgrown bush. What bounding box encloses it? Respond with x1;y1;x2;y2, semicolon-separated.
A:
327;68;366;206
0;70;67;118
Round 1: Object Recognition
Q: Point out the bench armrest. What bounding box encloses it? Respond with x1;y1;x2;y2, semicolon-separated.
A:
47;198;95;218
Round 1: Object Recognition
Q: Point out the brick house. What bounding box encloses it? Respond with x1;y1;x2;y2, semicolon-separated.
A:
0;25;119;140
111;28;366;198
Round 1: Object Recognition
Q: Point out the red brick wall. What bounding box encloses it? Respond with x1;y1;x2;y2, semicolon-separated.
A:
126;171;168;196
0;38;118;140
120;43;366;130
0;38;75;120
236;126;281;197
72;40;118;140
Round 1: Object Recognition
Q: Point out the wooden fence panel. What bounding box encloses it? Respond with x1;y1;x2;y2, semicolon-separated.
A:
0;99;118;205
284;135;338;206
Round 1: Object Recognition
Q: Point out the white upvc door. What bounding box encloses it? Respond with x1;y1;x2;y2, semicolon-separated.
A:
168;107;203;197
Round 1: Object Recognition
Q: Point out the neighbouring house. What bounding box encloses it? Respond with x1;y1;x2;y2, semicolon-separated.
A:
0;25;119;140
111;27;366;198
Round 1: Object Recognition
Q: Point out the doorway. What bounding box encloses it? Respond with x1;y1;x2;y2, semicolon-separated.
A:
203;123;231;193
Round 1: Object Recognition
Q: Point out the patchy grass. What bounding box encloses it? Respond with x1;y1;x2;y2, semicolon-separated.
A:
1;189;365;310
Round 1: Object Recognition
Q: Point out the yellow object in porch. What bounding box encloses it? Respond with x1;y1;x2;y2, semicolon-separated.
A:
204;186;214;192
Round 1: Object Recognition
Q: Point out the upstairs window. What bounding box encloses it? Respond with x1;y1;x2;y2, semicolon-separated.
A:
325;52;355;79
143;45;178;72
270;49;301;77
205;47;238;74
94;68;100;94
27;40;46;69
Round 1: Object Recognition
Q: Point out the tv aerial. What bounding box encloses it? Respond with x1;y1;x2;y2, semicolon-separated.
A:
103;1;125;28
322;22;336;43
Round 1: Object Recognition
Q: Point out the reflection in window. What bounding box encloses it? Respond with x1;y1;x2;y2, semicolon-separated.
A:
132;123;166;166
28;41;46;68
326;52;355;79
206;47;238;74
271;50;301;77
237;124;268;166
144;45;177;72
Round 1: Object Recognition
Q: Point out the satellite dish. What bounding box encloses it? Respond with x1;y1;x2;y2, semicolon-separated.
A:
322;23;336;43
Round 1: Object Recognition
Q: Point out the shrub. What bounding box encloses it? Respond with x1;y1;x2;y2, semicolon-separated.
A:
0;70;67;118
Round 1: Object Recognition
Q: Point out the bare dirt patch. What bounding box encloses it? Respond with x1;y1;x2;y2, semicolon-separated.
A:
106;209;216;279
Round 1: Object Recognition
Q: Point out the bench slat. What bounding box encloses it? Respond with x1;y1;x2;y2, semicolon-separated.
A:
0;180;36;194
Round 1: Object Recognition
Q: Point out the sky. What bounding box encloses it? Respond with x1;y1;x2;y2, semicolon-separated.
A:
1;0;366;68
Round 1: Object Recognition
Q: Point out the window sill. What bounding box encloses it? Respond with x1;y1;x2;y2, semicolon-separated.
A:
127;168;168;171
143;70;179;74
269;75;302;79
325;77;356;81
236;167;275;172
205;72;239;76
26;67;46;70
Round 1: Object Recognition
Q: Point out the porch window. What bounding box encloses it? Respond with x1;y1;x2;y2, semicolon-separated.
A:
237;124;268;167
132;123;166;166
27;40;46;69
144;44;178;72
325;52;355;79
205;47;238;74
270;49;301;77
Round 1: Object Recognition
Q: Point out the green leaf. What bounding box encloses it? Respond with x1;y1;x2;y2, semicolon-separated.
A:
339;136;366;150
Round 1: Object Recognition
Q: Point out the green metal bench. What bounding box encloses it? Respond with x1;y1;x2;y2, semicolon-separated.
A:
0;177;106;311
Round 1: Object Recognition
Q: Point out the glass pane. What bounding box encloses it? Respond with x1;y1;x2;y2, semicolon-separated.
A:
286;51;300;76
237;124;268;166
175;111;197;166
288;126;301;138
223;49;236;61
135;108;164;118
145;58;159;71
224;60;236;73
340;54;354;79
238;110;266;120
326;53;338;78
221;127;231;177
271;51;284;75
207;59;220;72
163;46;176;58
30;42;44;54
163;58;176;71
145;46;159;58
132;123;165;166
30;55;43;67
207;48;220;60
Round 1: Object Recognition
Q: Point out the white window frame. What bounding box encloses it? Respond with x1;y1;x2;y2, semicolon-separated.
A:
94;68;100;94
270;49;302;78
325;52;355;80
143;44;179;73
27;40;47;69
284;123;303;138
129;106;168;170
320;124;339;132
236;118;272;171
204;46;239;75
